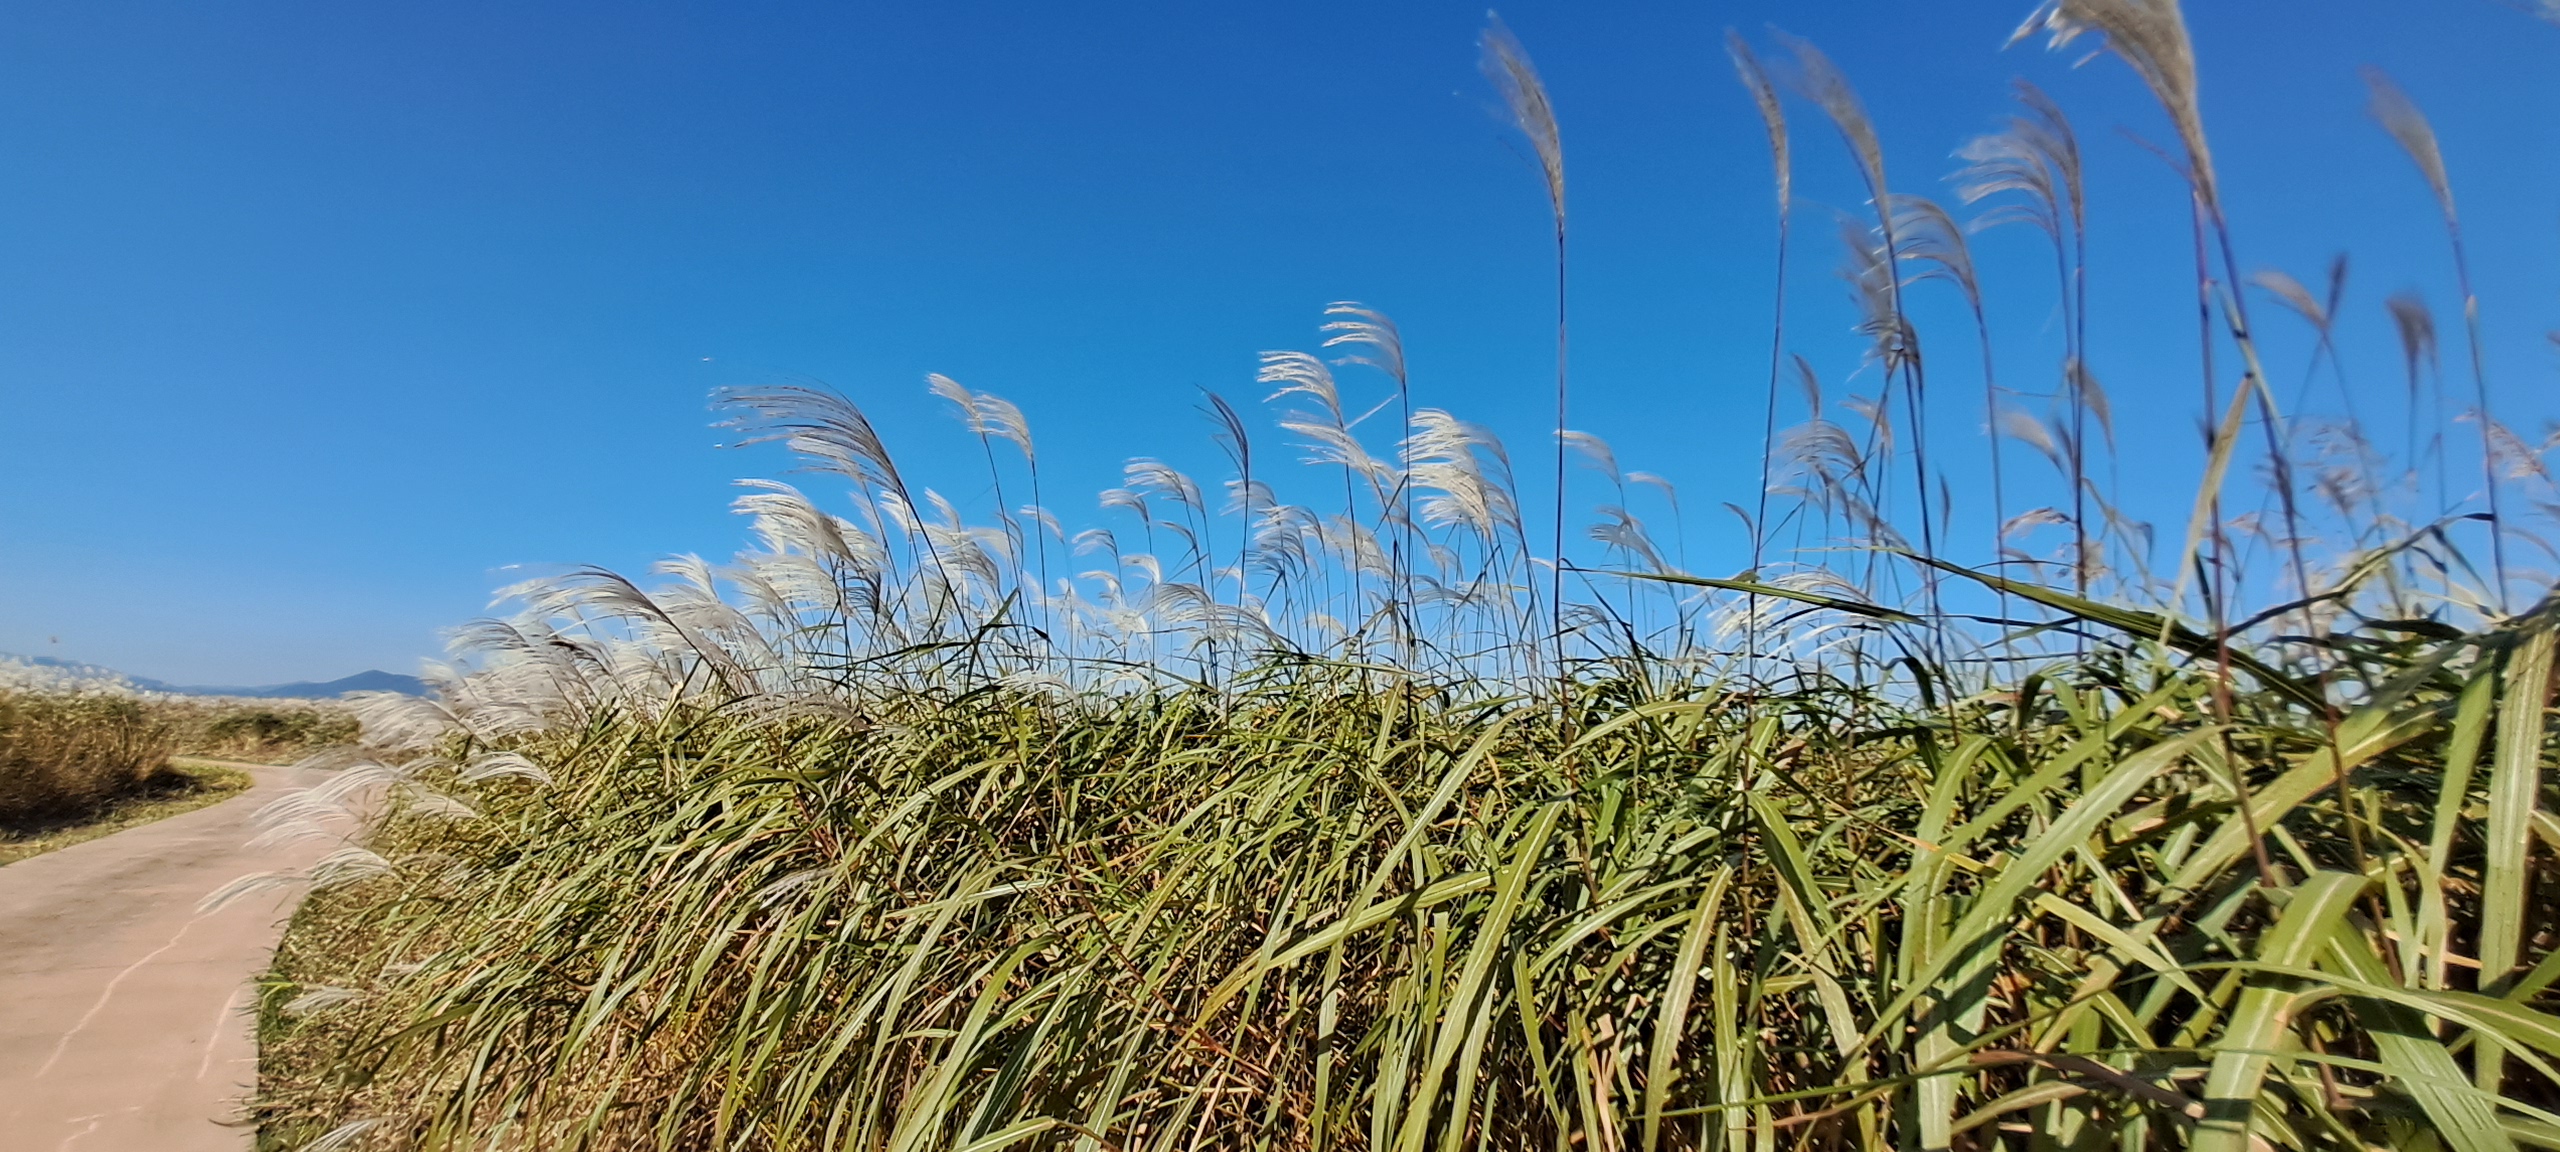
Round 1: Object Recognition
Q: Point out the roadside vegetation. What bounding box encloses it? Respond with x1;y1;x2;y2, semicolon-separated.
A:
250;2;2560;1149
0;682;354;861
0;756;254;866
0;690;182;829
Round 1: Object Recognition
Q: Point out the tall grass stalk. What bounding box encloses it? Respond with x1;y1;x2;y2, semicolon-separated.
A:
1728;30;1789;667
1480;14;1569;692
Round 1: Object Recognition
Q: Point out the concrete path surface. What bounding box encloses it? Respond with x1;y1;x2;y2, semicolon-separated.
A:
0;762;330;1152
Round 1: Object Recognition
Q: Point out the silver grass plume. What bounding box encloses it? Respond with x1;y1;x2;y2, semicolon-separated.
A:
2387;292;2439;386
1121;460;1205;519
1725;30;1789;216
976;393;1035;463
1837;217;1906;373
1479;14;1563;227
1773;32;1886;213
1780;30;1941;627
2250;269;2330;336
1731;28;1793;659
1320;303;1405;388
718;386;915;506
1261;351;1347;427
2015;0;2217;212
1954;79;2085;245
927;372;986;433
1320;302;1414;659
2387;291;2442;499
1957;75;2087;600
1889;195;1981;312
1559;430;1619;487
2362;68;2454;224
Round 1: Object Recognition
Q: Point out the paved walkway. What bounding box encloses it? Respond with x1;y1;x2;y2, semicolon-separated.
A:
0;763;329;1151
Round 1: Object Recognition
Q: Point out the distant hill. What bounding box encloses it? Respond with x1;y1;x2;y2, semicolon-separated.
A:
0;654;428;699
149;669;431;699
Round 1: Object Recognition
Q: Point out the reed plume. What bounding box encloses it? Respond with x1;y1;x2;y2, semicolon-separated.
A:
927;374;1020;606
2020;0;2313;903
2387;290;2444;505
2017;0;2213;212
1892;194;2004;591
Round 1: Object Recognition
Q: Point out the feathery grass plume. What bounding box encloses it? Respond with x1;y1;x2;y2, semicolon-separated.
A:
1320;303;1414;658
1479;12;1569;685
1479;15;1563;229
928;373;1023;606
1724;30;1788;219
1201;389;1256;615
1558;429;1619;492
2250;268;2325;335
2017;0;2215;212
975;390;1049;607
1896;192;2017;633
2388;290;2445;503
2364;67;2453;222
1261;347;1376;643
1564;429;1637;612
2366;65;2508;604
2252;256;2361;434
1729;29;1791;662
1625;470;1685;570
718;385;969;629
2015;80;2085;240
1772;31;1884;209
1893;205;1991;453
719;385;912;503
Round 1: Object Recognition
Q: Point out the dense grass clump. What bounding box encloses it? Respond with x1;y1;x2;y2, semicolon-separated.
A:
182;702;362;761
0;689;178;825
257;610;2560;1149
0;689;354;828
0;678;353;856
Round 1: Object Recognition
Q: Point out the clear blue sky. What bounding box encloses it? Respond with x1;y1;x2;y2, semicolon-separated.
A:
2;0;2554;684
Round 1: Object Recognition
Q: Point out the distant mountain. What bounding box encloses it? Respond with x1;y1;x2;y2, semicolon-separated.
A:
0;654;429;699
153;670;431;699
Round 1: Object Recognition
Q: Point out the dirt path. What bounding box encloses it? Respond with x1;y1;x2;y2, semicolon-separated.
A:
0;762;330;1151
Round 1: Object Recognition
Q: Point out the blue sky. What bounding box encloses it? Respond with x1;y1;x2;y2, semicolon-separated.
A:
2;0;2554;684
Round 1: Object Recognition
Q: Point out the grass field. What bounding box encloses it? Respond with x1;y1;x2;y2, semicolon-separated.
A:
246;2;2560;1149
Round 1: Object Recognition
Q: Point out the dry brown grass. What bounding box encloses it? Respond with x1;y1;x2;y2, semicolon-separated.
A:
0;690;177;826
0;690;352;831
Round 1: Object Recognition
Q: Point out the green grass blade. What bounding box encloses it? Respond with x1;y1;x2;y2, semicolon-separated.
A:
2196;870;2367;1152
